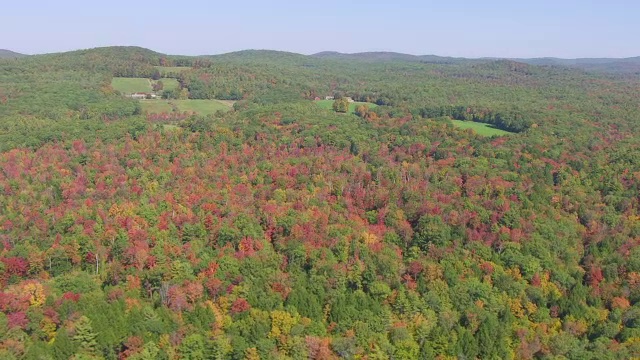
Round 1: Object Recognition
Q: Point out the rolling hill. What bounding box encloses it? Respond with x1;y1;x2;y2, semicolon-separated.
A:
311;51;640;72
0;49;27;58
4;45;636;73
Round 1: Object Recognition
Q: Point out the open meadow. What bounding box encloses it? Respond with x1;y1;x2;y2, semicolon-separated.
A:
111;77;151;93
449;119;513;136
158;78;180;91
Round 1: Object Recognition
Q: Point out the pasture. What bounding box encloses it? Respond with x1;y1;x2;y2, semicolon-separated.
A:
158;78;180;91
449;120;513;137
140;100;175;114
111;77;151;93
316;100;379;114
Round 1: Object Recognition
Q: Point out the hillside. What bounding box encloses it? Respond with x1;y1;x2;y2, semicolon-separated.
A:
312;51;470;64
0;49;26;58
515;56;640;73
1;45;640;359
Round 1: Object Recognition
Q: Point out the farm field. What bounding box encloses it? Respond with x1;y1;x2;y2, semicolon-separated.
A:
449;119;513;136
158;78;180;91
316;99;379;114
140;100;175;113
111;77;151;93
141;99;231;115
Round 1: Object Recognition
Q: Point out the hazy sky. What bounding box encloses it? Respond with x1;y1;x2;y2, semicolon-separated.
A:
2;0;638;58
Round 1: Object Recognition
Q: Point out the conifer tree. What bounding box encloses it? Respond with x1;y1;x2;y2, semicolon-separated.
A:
73;316;99;356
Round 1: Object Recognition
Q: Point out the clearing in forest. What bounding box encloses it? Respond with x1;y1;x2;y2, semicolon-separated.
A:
111;77;152;93
158;78;180;91
450;119;513;136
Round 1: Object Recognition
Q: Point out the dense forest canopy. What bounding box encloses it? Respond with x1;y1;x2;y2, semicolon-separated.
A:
0;46;640;359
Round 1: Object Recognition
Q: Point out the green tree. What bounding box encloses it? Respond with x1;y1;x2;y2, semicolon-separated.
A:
52;329;78;359
129;341;161;360
455;327;479;359
477;314;508;360
72;316;99;357
179;334;208;360
413;215;452;249
333;98;350;113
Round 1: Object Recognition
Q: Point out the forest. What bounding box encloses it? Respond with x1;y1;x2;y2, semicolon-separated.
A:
0;46;640;359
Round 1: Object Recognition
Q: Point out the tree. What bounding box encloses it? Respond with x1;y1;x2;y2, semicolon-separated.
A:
355;105;369;118
413;215;452;249
477;314;508;359
72;316;98;356
129;341;161;360
333;98;350;113
52;329;78;359
455;327;478;359
179;334;208;360
152;81;164;92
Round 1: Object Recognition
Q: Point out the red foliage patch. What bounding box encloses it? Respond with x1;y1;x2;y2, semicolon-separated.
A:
230;298;251;314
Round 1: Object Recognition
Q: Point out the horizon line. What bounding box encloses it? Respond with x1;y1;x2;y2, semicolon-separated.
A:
3;45;639;61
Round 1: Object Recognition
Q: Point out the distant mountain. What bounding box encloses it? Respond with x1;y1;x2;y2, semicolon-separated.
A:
204;49;310;63
513;57;640;73
41;46;163;61
6;46;639;74
313;51;422;62
0;49;27;58
311;51;640;73
312;51;469;64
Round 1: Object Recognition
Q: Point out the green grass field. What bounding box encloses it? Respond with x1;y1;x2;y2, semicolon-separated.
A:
111;77;152;93
141;99;231;115
177;100;231;115
316;100;379;114
140;100;175;114
157;78;180;91
450;120;513;136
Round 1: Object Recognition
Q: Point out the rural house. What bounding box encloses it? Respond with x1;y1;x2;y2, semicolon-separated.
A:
130;93;157;99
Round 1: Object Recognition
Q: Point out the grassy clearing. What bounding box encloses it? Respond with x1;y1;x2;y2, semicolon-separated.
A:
158;78;180;91
177;100;231;115
316;100;379;114
111;77;151;93
141;99;232;115
140;100;175;114
450;119;513;137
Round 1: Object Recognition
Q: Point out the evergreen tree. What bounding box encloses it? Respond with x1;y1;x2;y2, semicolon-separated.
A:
72;316;99;357
455;327;479;360
52;329;78;360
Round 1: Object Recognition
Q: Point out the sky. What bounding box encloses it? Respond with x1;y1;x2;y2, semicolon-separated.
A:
2;0;638;58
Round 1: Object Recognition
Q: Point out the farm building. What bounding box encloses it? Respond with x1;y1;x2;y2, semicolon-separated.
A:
325;96;334;100
130;93;157;99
